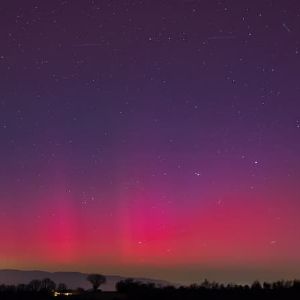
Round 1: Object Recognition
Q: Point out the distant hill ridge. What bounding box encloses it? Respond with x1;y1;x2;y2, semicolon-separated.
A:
0;269;172;291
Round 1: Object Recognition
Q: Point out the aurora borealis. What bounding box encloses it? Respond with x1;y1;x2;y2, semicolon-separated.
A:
0;0;300;284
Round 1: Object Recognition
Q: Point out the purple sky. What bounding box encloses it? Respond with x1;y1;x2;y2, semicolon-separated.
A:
0;0;300;284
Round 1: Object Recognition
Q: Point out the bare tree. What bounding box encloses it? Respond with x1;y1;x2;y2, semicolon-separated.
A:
28;280;42;292
87;274;106;291
57;283;68;292
40;278;56;292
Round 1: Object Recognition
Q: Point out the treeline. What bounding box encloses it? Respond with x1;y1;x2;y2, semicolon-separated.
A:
1;277;300;299
116;278;300;300
0;278;71;299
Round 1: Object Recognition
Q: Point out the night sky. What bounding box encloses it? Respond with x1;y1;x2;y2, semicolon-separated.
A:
1;0;300;284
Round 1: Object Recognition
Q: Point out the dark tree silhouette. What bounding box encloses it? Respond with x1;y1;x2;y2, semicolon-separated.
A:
201;279;212;289
16;284;26;292
87;274;106;291
252;280;262;290
28;279;42;292
40;278;56;292
116;278;135;293
57;283;68;292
